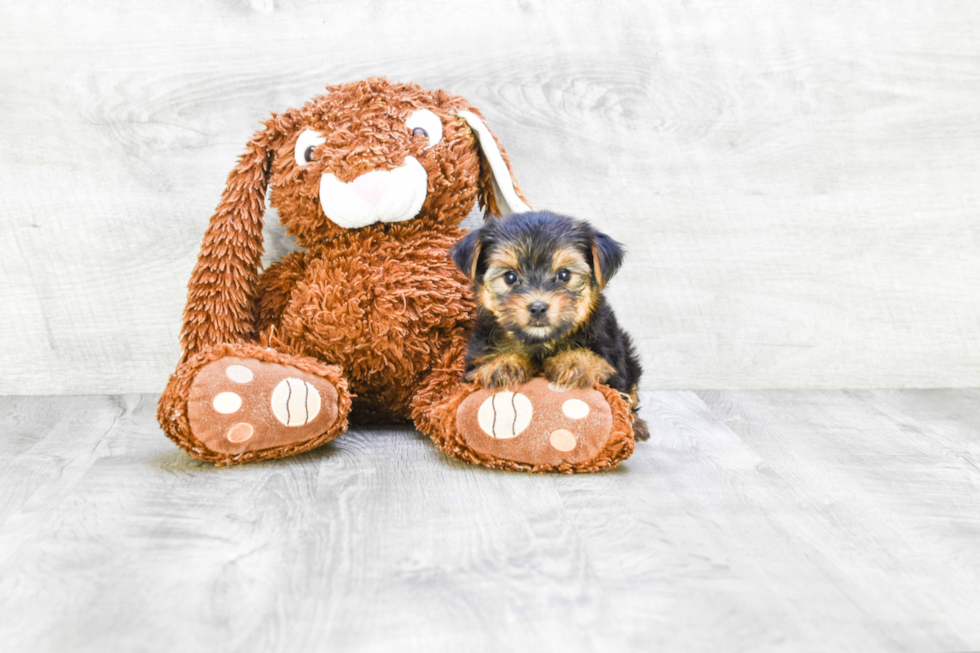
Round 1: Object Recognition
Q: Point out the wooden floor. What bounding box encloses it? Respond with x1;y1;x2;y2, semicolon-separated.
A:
1;390;979;653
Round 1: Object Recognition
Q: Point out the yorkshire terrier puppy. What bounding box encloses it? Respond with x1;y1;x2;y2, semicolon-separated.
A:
450;211;648;440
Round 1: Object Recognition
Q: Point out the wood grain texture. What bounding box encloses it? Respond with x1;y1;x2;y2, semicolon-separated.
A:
1;390;979;652
1;0;979;393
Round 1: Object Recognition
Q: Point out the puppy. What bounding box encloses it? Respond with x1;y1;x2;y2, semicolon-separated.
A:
450;211;649;440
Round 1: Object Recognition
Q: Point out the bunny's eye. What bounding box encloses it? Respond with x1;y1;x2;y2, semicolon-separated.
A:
406;110;442;149
294;129;326;167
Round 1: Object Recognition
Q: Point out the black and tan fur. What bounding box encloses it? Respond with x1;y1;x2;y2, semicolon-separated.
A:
450;211;649;440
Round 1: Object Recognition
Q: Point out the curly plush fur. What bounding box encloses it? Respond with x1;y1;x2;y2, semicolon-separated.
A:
157;78;638;472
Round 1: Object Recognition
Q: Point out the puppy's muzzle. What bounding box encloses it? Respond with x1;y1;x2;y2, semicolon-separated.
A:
528;300;550;324
319;157;428;229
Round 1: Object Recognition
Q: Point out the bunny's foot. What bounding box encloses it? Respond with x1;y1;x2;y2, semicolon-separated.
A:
158;343;351;465
427;377;635;473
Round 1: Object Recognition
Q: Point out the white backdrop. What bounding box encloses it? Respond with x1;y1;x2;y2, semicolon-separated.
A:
1;0;978;394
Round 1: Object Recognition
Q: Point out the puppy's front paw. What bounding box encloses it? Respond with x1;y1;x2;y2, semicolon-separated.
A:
466;354;534;390
544;349;615;390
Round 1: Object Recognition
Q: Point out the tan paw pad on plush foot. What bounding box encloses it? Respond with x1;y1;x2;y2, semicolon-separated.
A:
456;377;614;467
187;357;340;455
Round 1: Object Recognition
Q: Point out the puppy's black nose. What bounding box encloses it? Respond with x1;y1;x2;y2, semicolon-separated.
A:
528;301;549;318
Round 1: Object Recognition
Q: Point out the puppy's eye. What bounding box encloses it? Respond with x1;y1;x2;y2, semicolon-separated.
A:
406;109;443;149
294;129;326;167
503;271;519;286
557;269;572;283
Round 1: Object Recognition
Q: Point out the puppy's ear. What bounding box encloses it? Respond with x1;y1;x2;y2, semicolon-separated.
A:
450;228;484;283
179;117;284;362
455;109;531;218
590;231;625;289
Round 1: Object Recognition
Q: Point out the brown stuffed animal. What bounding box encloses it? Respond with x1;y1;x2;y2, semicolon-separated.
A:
158;78;636;472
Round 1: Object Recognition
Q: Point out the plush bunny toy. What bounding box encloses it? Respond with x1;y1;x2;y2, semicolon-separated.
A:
158;78;636;472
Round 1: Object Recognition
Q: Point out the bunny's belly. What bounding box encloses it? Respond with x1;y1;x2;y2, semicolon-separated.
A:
278;240;473;421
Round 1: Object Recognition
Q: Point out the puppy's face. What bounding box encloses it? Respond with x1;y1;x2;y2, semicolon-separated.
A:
481;240;596;344
452;212;625;345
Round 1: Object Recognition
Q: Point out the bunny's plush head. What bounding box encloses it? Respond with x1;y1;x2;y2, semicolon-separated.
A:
218;77;528;247
180;78;529;358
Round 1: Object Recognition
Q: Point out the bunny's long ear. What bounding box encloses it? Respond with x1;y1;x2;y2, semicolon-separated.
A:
178;123;280;362
456;110;531;218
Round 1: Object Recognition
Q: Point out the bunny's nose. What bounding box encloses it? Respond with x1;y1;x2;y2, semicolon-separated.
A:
528;301;549;318
351;170;393;205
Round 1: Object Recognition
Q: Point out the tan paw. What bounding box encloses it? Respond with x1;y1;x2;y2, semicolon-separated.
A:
187;356;341;455
543;349;615;389
455;377;616;467
465;353;534;390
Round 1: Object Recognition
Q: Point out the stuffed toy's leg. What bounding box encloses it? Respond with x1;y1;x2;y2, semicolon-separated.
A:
413;342;636;473
158;342;352;466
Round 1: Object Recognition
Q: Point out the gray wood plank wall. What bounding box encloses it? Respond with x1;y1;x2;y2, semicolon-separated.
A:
2;0;978;394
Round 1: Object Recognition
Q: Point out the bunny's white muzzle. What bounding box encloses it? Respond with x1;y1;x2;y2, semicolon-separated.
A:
318;156;428;229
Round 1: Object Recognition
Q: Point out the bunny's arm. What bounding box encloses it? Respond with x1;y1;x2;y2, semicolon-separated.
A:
256;250;309;335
